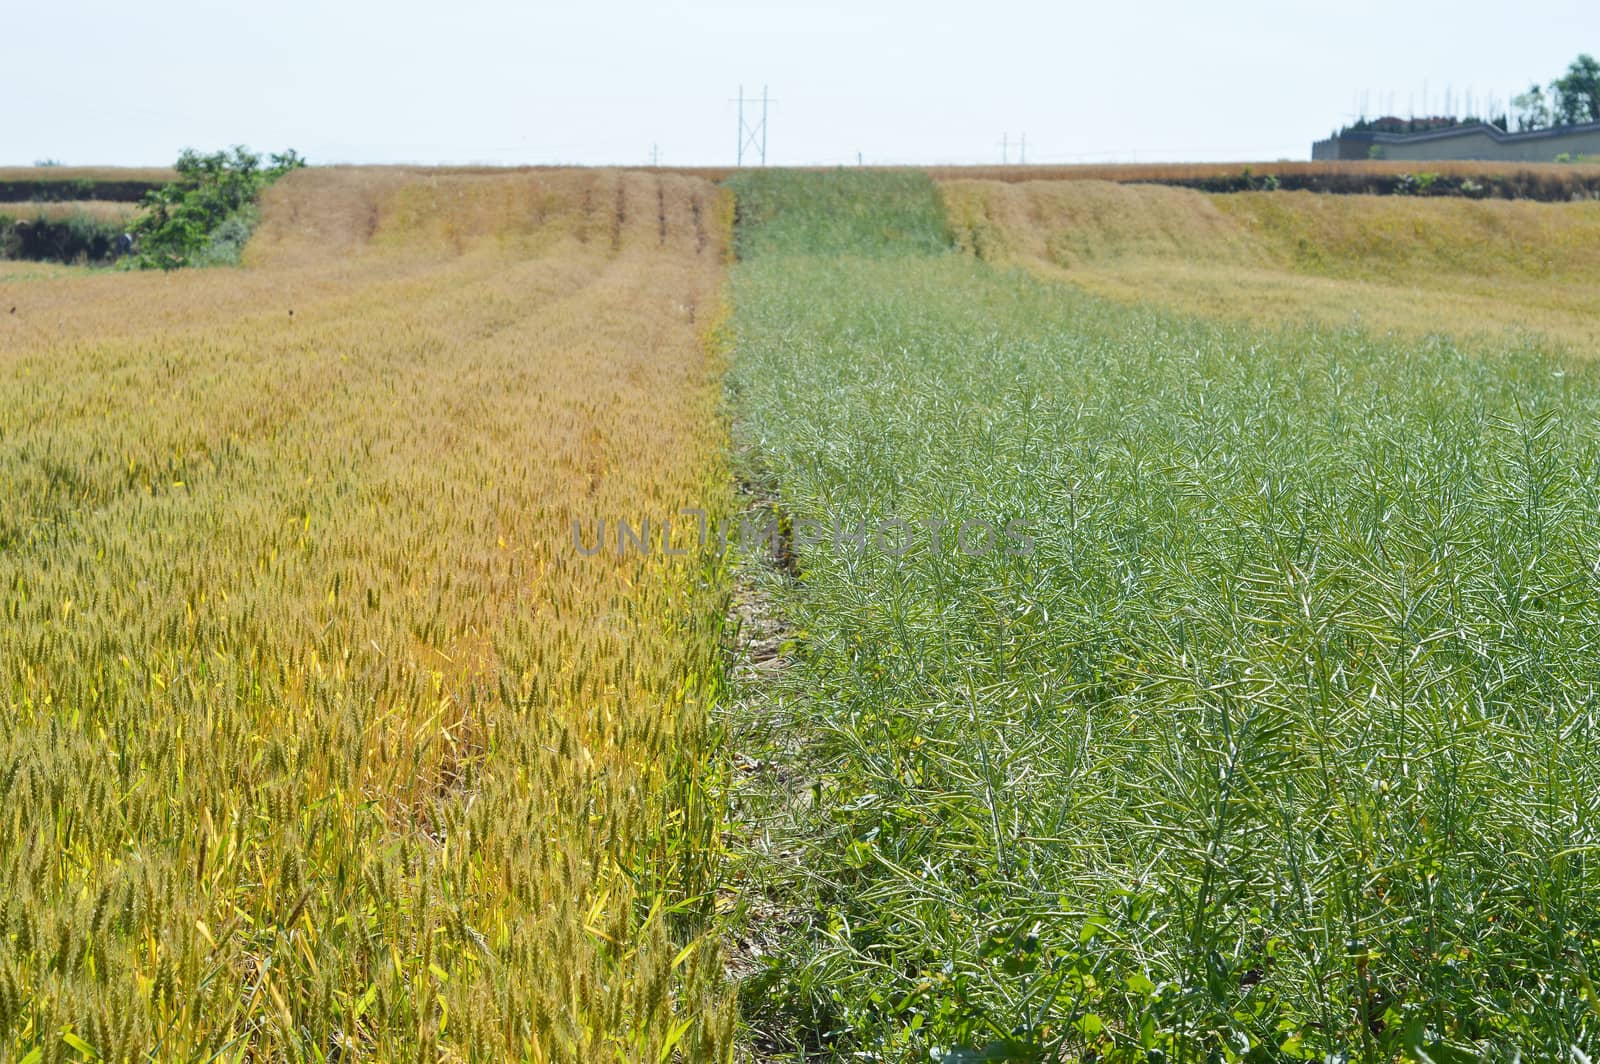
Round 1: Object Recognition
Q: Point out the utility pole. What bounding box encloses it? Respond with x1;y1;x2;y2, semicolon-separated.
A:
651;144;659;167
1020;132;1027;165
733;85;771;166
1002;132;1009;165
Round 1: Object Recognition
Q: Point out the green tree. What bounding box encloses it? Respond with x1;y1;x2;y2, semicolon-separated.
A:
1551;53;1600;125
1513;84;1551;131
130;147;305;270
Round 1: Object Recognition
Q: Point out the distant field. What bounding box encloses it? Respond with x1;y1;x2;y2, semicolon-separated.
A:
0;166;174;182
929;160;1600;201
10;161;1591;209
0;167;174;203
0;199;141;223
942;178;1600;355
927;158;1600;183
677;161;1600;201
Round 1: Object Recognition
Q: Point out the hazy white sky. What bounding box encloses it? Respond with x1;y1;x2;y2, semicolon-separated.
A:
5;0;1595;167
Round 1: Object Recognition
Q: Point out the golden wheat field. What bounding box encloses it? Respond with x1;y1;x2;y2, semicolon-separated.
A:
940;178;1600;355
0;167;737;1061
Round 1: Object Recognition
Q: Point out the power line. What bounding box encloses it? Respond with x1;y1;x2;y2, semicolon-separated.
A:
732;85;771;167
999;133;1029;165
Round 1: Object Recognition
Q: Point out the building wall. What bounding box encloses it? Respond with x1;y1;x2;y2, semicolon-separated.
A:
1383;127;1600;162
1313;122;1600;162
1310;137;1343;161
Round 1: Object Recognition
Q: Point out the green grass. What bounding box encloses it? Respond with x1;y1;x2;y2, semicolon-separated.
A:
726;173;1600;1061
725;170;953;260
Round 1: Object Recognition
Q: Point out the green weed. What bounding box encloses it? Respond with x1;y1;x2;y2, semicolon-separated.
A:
725;170;953;261
728;173;1600;1062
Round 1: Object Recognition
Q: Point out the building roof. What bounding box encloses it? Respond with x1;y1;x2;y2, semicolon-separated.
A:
1334;119;1600;146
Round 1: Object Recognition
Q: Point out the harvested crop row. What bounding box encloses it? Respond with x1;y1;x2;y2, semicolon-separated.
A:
0;167;735;1061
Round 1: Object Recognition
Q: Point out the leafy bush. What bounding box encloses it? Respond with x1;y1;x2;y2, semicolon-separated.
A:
189;206;260;267
130;147;304;269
